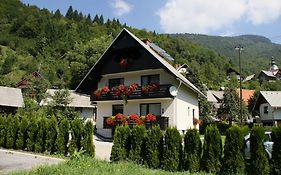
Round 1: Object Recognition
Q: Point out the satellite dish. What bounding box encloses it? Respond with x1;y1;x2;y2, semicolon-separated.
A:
178;68;187;74
169;86;178;97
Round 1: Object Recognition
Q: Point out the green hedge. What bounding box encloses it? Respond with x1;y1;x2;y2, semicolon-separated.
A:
57;118;70;156
46;115;58;154
128;125;146;164
70;118;83;154
16;115;29;150
110;125;130;161
270;127;281;174
35;117;48;153
82;121;95;157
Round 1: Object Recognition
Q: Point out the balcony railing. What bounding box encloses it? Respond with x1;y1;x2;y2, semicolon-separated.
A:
91;84;173;101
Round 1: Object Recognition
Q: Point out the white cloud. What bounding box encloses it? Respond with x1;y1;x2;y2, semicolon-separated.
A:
111;0;133;16
158;0;281;33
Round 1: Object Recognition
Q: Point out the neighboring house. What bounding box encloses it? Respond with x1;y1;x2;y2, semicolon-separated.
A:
0;86;24;113
75;28;204;138
40;89;96;121
236;89;255;105
254;91;281;125
256;57;280;81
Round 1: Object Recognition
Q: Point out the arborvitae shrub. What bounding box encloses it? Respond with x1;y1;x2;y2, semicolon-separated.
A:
6;115;19;149
82;121;95;157
26;116;38;151
161;127;182;172
57;118;70;156
221;125;245;175
35;117;48;153
16;115;29;150
271;127;281;174
110;125;130;161
128;125;146;164
46;115;58;154
144;125;163;169
183;129;202;172
0;115;7;147
70;118;83;154
201;125;222;173
249;126;269;175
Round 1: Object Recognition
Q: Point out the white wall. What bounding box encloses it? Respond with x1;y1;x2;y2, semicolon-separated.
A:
80;108;94;119
273;108;281;120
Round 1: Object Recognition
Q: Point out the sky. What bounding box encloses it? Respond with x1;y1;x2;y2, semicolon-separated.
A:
21;0;281;43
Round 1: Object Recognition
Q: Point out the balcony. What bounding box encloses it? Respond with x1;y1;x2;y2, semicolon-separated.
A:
91;84;173;101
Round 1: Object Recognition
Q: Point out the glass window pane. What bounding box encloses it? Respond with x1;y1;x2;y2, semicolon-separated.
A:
112;105;123;115
148;104;161;116
150;75;160;84
140;104;147;116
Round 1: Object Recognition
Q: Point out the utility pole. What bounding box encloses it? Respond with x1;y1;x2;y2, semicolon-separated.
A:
235;46;243;124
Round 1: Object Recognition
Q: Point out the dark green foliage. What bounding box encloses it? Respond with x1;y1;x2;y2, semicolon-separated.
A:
82;121;95;157
201;125;222;173
69;118;83;154
110;125;131;162
26;116;38;151
46;115;58;154
144;126;163;169
270;127;281;174
128;125;146;164
35;117;48;153
183;129;202;172
57;118;70;156
221;126;245;175
249;126;269;175
6;115;19;149
16;115;29;150
161;127;182;172
0;116;7;147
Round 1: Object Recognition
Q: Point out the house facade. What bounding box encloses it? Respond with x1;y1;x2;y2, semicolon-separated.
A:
76;28;204;138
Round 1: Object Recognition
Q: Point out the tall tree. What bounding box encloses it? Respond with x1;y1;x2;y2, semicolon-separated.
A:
65;6;73;19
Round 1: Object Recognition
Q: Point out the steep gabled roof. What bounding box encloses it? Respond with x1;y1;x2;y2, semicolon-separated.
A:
0;86;24;107
259;91;281;107
75;28;204;97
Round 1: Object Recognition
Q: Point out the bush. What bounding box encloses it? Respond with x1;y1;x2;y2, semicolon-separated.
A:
270;127;281;174
57;118;70;156
248;126;269;175
201;125;222;173
46;115;58;154
6;115;19;149
26;116;38;151
221;125;245;175
216;122;230;135
128;125;146;164
183;129;202;172
70;118;83;154
82;121;95;157
161;127;182;172
110;125;130;162
16;115;29;150
35;117;48;153
0;115;7;148
144;125;163;169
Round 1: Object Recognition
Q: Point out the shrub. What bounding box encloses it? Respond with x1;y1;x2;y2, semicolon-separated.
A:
161;127;182;172
144;125;163;169
248;126;269;175
110;125;130;162
57;118;70;156
221;125;245;175
70;118;83;154
270;127;281;174
82;121;95;157
46;115;58;154
201;125;222;173
26;116;38;151
35;117;48;153
0;115;7;148
16;115;29;150
183;129;202;172
128;125;146;164
6;115;19;149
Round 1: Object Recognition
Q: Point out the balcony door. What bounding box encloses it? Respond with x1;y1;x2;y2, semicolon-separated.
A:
140;103;161;117
141;74;159;86
109;78;124;89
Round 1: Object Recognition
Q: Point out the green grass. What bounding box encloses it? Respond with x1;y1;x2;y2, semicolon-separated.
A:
11;157;213;175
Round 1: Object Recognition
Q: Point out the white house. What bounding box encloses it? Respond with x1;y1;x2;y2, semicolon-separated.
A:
254;91;281;125
75;28;204;138
40;89;96;121
0;86;24;113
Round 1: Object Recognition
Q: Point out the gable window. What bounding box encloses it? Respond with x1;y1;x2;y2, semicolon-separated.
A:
109;78;124;89
141;74;160;86
264;106;268;114
140;103;161;117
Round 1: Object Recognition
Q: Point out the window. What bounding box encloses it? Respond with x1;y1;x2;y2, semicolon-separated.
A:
140;103;161;116
264;106;268;114
141;74;160;86
109;78;124;89
103;104;123;129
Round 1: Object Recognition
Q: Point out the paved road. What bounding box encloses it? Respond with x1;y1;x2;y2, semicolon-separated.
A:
94;136;113;161
0;149;64;174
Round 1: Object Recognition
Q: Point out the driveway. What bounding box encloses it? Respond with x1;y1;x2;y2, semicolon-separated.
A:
0;149;64;174
94;136;113;161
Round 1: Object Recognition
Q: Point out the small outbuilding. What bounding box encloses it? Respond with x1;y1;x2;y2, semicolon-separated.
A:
0;86;24;113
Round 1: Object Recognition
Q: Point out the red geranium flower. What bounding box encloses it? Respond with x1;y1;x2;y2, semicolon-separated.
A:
115;113;124;122
146;113;156;122
106;117;115;126
130;113;140;121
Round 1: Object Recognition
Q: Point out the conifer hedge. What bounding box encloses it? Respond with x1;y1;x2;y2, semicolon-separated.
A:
144;125;163;169
128;125;146;164
161;127;182;172
70;117;83;154
6;115;19;149
183;129;202;172
82;121;95;157
46;115;58;154
57;118;70;156
271;126;281;174
0;115;7;148
16;115;29;150
249;126;269;175
35;117;48;153
221;125;245;175
26;116;38;151
201;125;222;173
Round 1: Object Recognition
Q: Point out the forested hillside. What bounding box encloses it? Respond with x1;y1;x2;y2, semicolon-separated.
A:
172;34;281;75
0;0;232;95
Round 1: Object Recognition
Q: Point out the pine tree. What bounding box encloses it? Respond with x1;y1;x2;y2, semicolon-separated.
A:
128;125;146;164
65;6;74;20
82;121;95;157
26;116;38;151
110;125;130;161
46;115;58;154
35;117;48;153
86;14;92;24
57;118;70;156
93;14;100;24
53;9;62;19
16;115;29;150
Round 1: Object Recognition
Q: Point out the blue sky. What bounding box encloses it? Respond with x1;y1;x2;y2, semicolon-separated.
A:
21;0;281;43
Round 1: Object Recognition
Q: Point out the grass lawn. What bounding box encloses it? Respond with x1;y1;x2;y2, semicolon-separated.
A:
11;157;213;175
